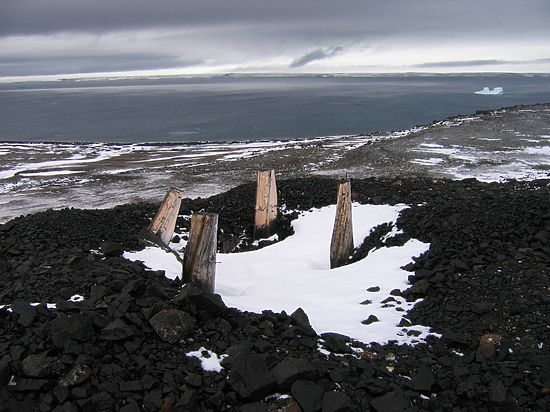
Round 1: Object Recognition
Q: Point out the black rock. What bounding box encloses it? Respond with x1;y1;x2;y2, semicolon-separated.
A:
389;289;402;297
477;342;497;361
81;391;115;411
367;286;380;292
59;363;92;387
11;302;37;326
291;380;324;412
371;391;410;412
173;285;227;315
271;357;318;388
100;241;124;257
407;279;430;296
149;309;195;344
100;319;137;341
290;307;312;330
50;314;95;347
21;353;64;378
228;353;276;400
409;366;435;392
489;380;507;403
10;378;48;392
119;403;141;412
0;362;10;386
321;333;351;354
322;391;352;412
362;315;379;325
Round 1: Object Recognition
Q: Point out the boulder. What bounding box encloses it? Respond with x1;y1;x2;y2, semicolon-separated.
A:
228;353;276;400
291;380;323;412
149;309;195;344
272;357;318;388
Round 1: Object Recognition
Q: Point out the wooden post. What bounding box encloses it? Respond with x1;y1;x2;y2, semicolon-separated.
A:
254;169;278;239
148;187;184;246
330;180;354;269
183;213;218;293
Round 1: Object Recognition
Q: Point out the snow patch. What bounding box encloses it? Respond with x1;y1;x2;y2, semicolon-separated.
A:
124;204;438;345
186;347;228;373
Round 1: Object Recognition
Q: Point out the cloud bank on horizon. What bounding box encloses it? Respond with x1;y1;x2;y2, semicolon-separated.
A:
1;0;550;79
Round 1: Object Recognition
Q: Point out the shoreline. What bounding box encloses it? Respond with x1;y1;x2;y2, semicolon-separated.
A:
1;101;549;146
2;101;550;224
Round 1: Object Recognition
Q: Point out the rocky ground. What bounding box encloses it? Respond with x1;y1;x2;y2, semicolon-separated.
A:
1;177;550;411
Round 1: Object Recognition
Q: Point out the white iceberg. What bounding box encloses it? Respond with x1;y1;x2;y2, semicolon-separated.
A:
475;87;503;95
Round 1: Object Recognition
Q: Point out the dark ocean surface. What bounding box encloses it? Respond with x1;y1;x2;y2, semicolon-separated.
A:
1;74;549;142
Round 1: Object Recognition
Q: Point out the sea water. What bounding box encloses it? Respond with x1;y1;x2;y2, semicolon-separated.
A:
1;74;550;143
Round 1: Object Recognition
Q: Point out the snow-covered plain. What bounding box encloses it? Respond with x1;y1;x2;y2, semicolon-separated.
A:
124;204;438;346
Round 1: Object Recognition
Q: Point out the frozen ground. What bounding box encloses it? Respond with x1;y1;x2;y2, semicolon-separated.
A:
1;103;549;223
124;203;438;346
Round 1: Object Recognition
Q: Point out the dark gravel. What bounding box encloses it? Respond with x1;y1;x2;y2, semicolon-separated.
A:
1;177;549;411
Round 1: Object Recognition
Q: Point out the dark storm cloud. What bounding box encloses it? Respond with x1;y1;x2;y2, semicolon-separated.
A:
2;0;549;37
290;47;344;68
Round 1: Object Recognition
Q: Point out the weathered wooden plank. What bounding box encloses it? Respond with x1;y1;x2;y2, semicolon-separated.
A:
254;169;278;239
183;213;218;293
148;187;184;246
330;180;354;269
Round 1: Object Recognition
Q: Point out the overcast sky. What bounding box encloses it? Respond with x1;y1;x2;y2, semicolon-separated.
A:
1;0;550;79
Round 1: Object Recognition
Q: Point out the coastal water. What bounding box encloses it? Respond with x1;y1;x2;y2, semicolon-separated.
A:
1;74;550;142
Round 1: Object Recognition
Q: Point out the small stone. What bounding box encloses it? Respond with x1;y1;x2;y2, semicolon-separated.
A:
11;302;37;326
59;364;92;387
389;289;402;296
22;353;64;378
477;342;497;361
321;333;351;354
100;319;137;341
322;391;352;412
272;357;318;388
409;366;435;392
361;315;379;325
100;241;124;257
371;391;410;412
291;380;323;412
228;353;276;400
290;307;312;330
367;286;380;292
149;309;195;344
480;333;503;346
489;380;507;403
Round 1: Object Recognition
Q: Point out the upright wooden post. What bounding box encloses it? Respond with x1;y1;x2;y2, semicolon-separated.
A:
148;187;184;246
183;213;218;293
254;169;278;239
330;180;354;269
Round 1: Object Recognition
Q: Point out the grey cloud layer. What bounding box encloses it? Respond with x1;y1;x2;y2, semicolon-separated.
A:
1;0;550;75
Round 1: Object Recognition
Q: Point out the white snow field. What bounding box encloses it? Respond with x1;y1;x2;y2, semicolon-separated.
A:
124;204;439;346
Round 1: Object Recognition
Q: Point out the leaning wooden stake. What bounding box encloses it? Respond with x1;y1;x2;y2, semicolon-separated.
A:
183;213;218;293
330;180;354;269
148;187;184;246
254;169;278;239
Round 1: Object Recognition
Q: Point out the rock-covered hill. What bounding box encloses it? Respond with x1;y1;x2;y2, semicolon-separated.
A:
1;177;549;411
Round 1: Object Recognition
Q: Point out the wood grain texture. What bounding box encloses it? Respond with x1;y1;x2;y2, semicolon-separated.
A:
183;213;218;293
148;187;184;246
330;180;354;269
254;169;278;239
